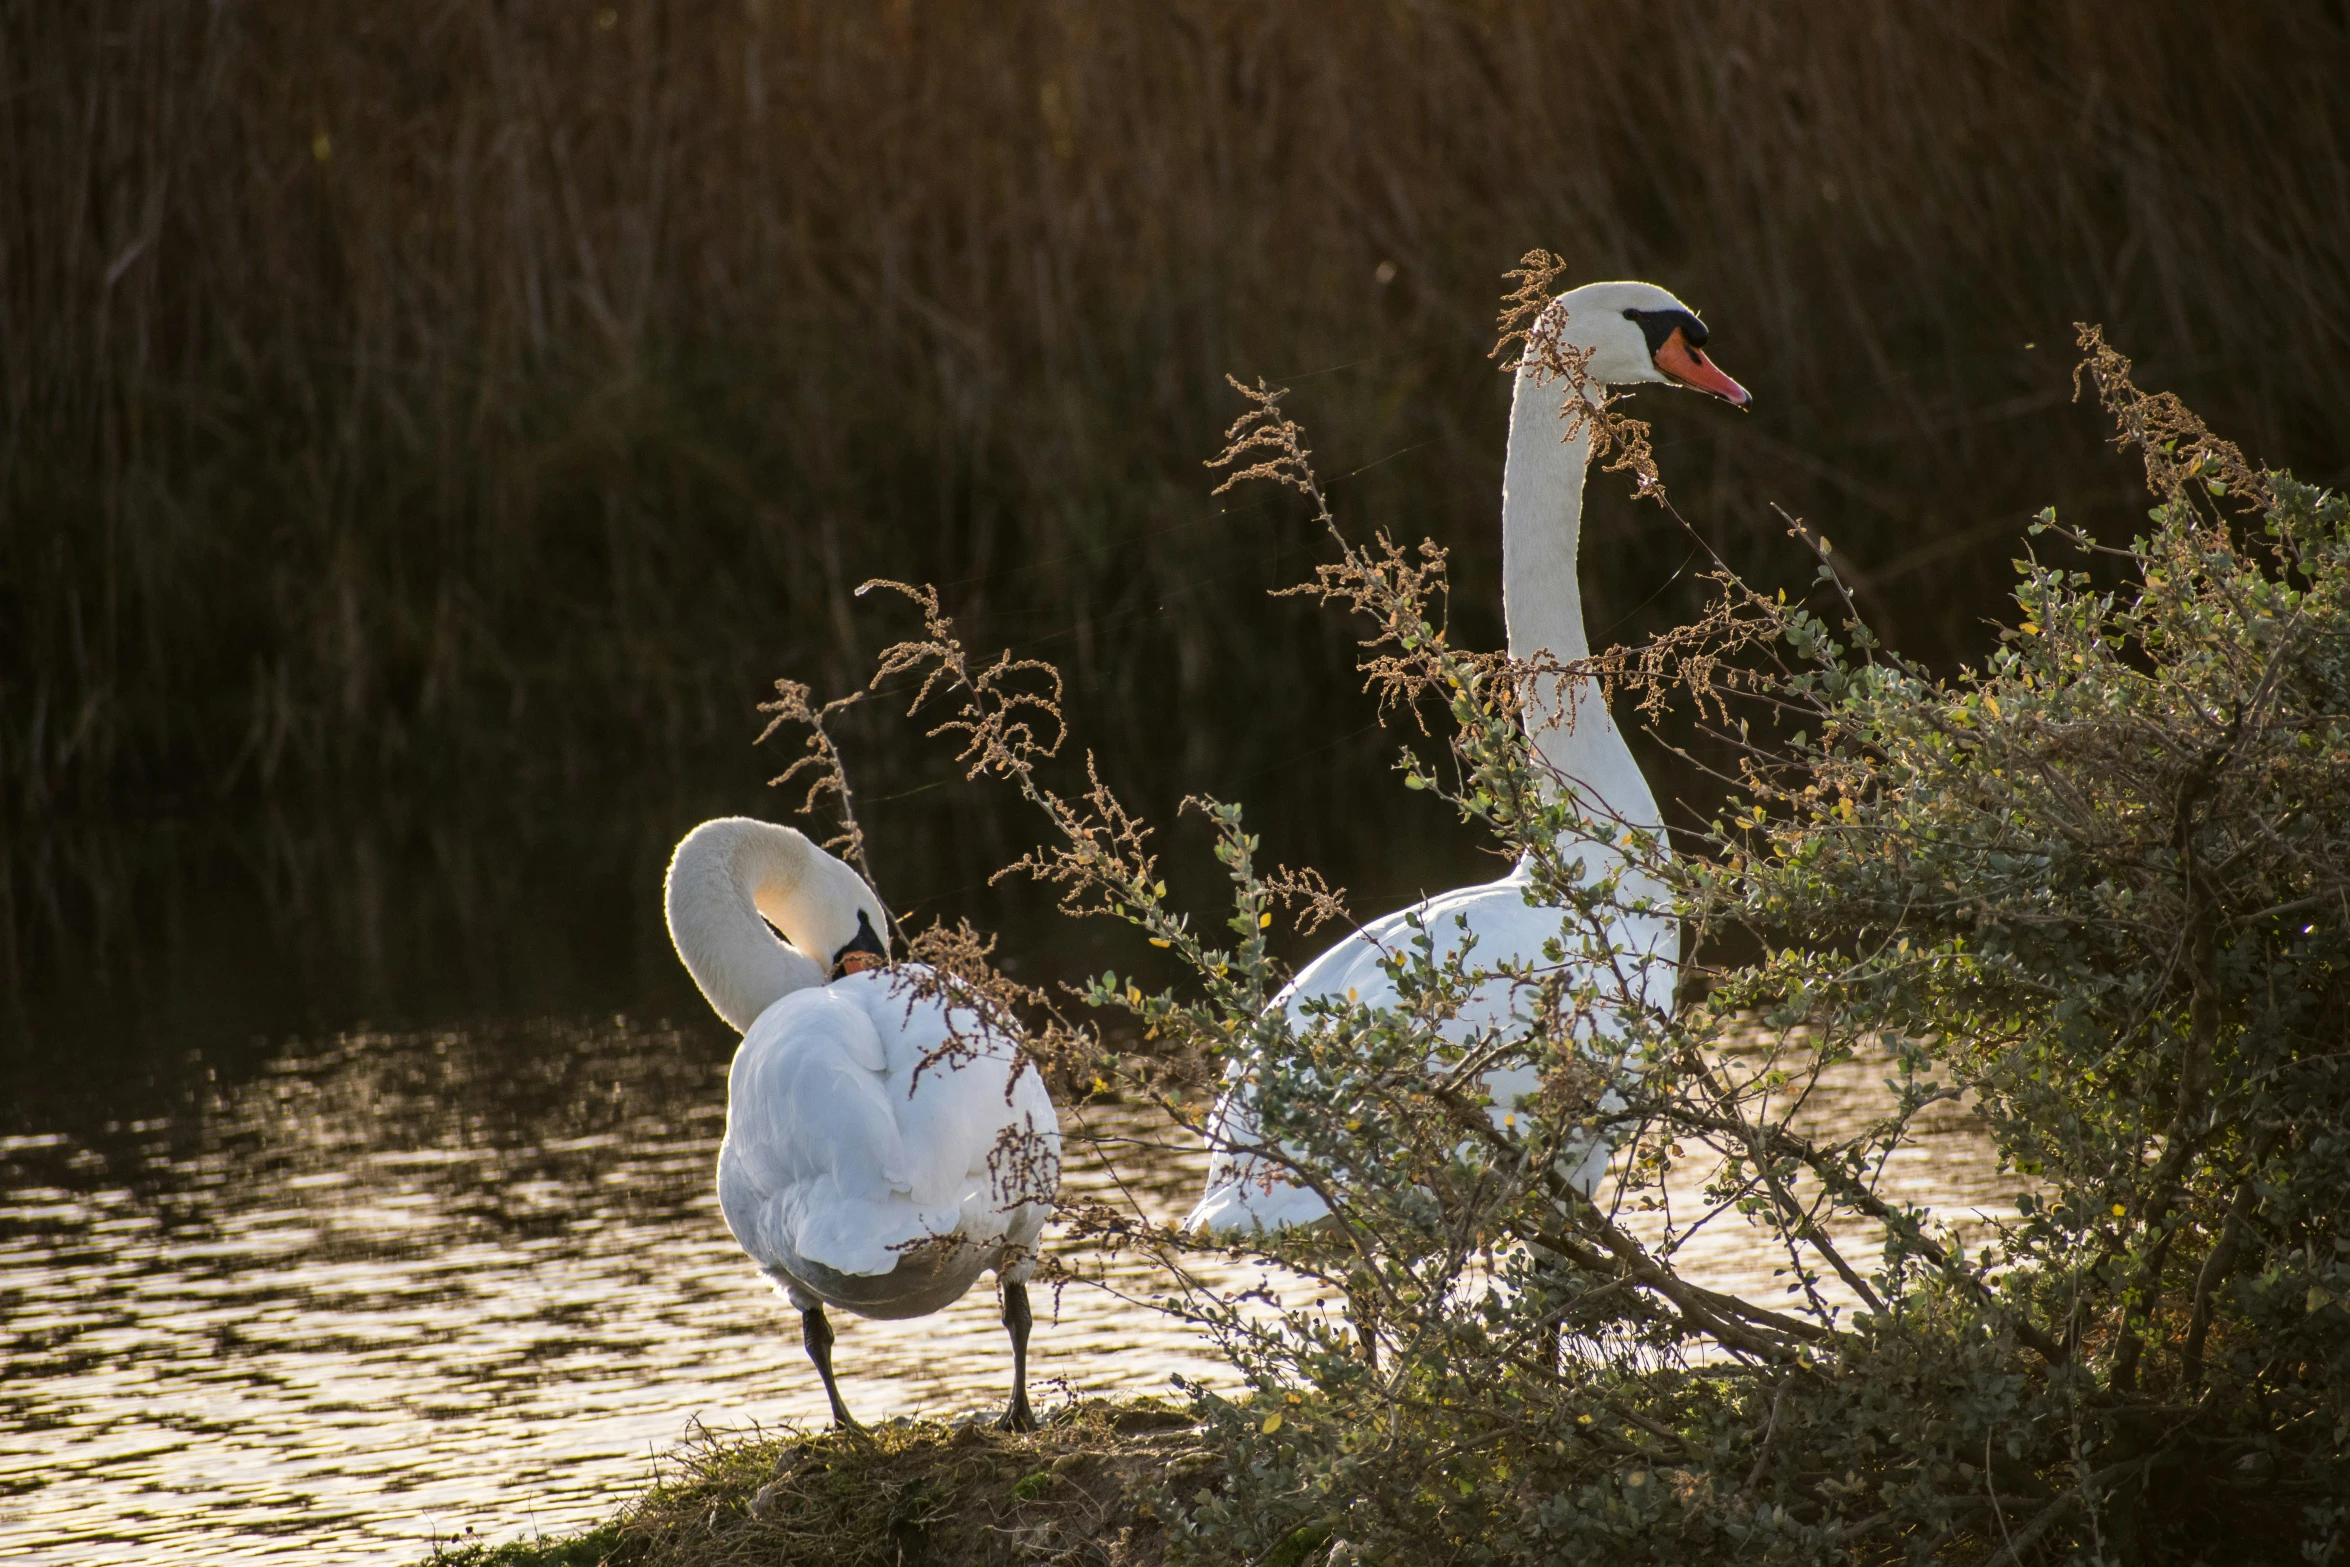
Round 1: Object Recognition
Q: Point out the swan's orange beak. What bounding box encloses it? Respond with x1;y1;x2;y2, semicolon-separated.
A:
1655;328;1750;407
833;949;888;978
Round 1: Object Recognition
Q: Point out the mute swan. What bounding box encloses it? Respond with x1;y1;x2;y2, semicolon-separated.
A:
1186;281;1748;1233
665;816;1061;1431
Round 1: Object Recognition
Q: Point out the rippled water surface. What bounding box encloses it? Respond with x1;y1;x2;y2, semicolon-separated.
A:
1;1009;2016;1565
0;1017;1228;1564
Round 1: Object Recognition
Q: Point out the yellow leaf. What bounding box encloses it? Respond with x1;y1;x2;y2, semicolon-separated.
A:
1259;912;1273;929
1149;937;1171;948
1261;1412;1282;1434
2110;1203;2127;1218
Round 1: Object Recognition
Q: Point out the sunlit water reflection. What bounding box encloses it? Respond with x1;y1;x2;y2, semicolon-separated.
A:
0;1019;1228;1565
0;1017;2017;1565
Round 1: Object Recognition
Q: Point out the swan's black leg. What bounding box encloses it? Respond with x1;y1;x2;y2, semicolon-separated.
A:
995;1280;1037;1432
801;1304;864;1433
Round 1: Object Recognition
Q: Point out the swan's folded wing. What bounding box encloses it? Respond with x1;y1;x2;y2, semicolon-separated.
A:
789;1186;970;1277
1183;1090;1333;1233
977;1070;1062;1274
1193;879;1644;1234
720;987;970;1277
1186;897;1468;1236
999;1063;1062;1211
836;967;1022;1204
724;990;905;1183
822;967;1063;1265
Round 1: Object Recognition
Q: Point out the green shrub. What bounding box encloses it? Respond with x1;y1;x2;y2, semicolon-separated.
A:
851;330;2349;1562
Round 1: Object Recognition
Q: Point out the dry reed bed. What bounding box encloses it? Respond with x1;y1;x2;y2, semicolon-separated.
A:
6;1;2347;930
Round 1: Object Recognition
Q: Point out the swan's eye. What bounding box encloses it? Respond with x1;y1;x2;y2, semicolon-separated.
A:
1623;307;1705;357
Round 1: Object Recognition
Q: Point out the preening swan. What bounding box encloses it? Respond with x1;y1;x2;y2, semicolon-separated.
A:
666;816;1061;1430
1185;281;1748;1233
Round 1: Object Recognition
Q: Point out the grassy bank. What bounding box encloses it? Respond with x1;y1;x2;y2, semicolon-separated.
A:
423;1399;1217;1567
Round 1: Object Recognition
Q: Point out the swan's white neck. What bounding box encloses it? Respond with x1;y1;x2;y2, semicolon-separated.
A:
665;818;878;1033
1500;368;1664;840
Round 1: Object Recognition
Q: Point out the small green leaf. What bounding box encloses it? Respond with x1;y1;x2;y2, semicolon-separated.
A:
1257;1522;1334;1567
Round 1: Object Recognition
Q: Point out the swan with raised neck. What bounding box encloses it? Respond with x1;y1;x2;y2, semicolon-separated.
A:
1181;277;1746;1235
1499;280;1747;835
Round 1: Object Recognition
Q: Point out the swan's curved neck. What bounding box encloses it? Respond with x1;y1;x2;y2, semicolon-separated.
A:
665;819;838;1032
1502;370;1600;674
1500;368;1662;838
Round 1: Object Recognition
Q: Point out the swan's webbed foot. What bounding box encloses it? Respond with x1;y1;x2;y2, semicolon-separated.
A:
995;1278;1037;1432
801;1304;868;1436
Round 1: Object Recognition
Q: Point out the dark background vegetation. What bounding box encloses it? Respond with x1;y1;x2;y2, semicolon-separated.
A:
6;0;2348;1035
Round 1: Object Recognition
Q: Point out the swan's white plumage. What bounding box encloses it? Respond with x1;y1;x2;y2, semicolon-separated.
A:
1186;858;1676;1233
667;818;1060;1321
1185;281;1728;1234
716;964;1058;1301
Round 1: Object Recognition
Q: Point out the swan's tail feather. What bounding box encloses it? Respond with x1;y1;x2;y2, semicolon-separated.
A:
795;1197;968;1277
1183;1166;1333;1234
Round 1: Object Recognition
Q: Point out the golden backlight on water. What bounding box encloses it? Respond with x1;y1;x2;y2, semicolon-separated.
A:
0;1019;2014;1563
